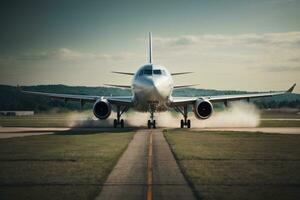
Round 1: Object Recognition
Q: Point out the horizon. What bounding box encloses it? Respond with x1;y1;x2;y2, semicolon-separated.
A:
1;83;299;94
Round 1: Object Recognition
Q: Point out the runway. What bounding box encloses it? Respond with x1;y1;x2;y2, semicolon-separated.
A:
96;129;196;200
198;127;300;134
0;127;70;139
0;127;135;139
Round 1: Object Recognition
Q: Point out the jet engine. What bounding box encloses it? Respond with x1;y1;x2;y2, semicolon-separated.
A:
93;100;112;119
194;99;213;119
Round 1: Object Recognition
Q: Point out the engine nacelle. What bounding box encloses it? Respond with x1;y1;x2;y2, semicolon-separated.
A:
194;99;213;119
93;100;111;119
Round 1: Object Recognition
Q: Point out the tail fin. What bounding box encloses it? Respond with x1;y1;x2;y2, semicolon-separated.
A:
149;32;153;63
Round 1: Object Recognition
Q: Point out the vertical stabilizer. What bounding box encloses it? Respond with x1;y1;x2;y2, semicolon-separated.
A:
149;32;153;63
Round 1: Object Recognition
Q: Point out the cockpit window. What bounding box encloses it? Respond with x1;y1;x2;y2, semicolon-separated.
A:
144;69;152;75
153;69;162;75
138;67;166;76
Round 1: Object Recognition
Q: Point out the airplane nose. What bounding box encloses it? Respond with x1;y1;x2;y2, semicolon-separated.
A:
141;77;158;95
148;79;162;96
146;78;157;93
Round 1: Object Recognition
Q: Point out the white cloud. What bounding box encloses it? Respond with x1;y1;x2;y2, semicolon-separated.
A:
152;32;300;73
265;66;300;72
154;32;300;48
11;48;138;62
1;31;299;92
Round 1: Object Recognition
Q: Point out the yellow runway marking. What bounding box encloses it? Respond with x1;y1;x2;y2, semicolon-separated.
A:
147;131;153;200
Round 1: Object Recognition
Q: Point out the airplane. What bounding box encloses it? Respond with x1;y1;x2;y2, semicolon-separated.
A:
21;33;296;129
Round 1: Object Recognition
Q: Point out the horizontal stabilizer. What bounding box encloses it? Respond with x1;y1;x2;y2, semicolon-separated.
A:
111;71;135;75
171;72;193;76
174;84;198;89
104;84;131;89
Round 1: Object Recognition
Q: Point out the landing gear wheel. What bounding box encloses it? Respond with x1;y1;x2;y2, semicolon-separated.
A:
180;119;191;128
113;105;128;128
113;118;125;128
187;119;191;128
120;119;124;128
147;120;156;129
113;119;117;128
176;105;191;128
180;119;184;128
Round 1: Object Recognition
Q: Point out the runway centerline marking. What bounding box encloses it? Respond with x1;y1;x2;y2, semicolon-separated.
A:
147;131;153;200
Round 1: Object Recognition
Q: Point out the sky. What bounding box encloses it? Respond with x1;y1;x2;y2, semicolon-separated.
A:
0;0;300;92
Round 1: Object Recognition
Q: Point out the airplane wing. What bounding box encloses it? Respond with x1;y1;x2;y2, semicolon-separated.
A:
170;83;296;106
111;71;135;76
104;84;131;89
171;72;193;76
21;90;99;102
20;88;134;106
107;96;133;105
174;84;199;89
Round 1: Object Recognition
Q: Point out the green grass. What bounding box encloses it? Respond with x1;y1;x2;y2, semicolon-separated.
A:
261;109;300;119
0;130;134;200
260;120;300;127
164;129;300;200
259;110;300;127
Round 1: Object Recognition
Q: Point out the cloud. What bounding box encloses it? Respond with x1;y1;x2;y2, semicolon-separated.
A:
16;48;89;61
4;48;137;62
94;52;137;60
265;66;300;72
154;32;300;48
152;31;300;74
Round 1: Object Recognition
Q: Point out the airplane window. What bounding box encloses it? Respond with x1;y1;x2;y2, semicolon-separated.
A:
153;70;162;75
138;70;143;76
144;69;152;75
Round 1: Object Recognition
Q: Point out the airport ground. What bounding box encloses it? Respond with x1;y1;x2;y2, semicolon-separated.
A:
0;109;299;128
0;109;300;200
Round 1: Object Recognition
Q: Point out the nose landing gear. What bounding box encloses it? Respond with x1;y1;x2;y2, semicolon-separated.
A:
147;104;156;129
147;119;156;129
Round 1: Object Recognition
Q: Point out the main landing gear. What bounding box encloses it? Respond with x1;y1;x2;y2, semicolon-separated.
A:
113;105;128;128
147;104;156;129
174;105;191;128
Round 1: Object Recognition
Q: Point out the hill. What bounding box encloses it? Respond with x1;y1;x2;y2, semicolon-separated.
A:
0;84;299;112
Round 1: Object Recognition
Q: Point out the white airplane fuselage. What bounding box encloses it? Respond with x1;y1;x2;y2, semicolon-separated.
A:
132;64;174;111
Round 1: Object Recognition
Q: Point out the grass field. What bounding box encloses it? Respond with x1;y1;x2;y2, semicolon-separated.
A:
260;109;300;127
260;119;300;127
164;129;300;200
261;109;300;119
0;129;134;200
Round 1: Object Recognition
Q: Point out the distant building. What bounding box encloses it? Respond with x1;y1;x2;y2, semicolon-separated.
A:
0;111;34;116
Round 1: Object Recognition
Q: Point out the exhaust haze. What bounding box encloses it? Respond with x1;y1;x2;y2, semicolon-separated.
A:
125;101;260;128
65;101;260;128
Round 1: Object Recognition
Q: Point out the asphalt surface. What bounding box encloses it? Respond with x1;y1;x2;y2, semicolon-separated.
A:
96;129;196;200
0;127;70;138
199;127;300;134
0;127;134;139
